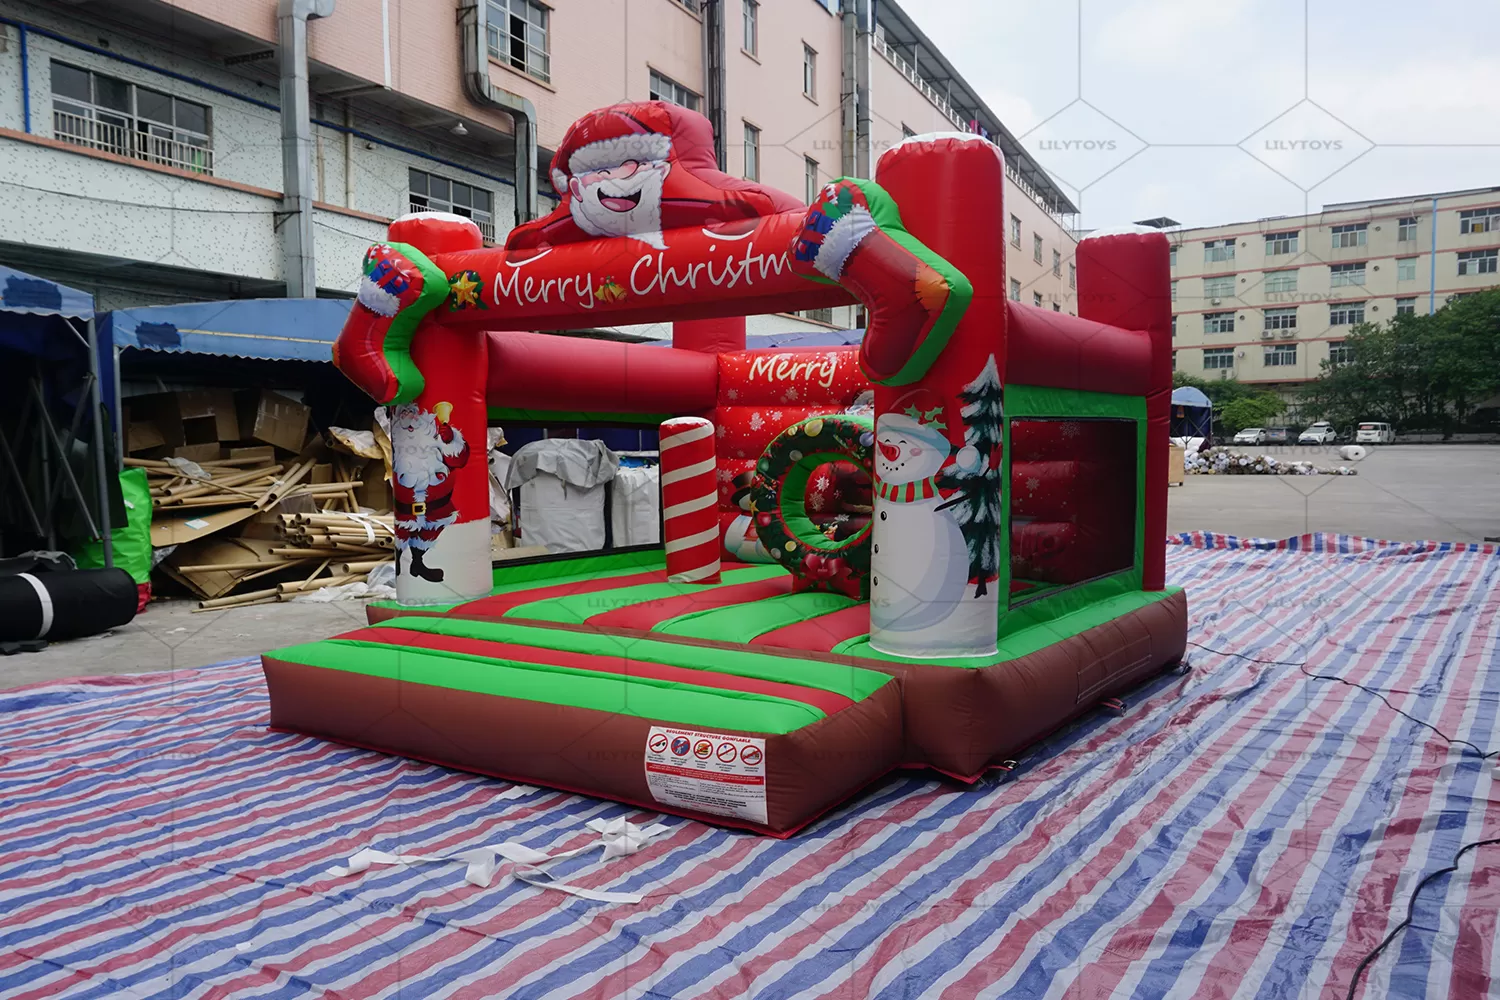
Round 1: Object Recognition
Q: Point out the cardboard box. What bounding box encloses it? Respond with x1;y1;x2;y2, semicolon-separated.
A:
236;390;310;454
229;445;276;463
124;409;166;454
132;389;241;448
1168;443;1186;486
353;456;392;511
172;443;227;463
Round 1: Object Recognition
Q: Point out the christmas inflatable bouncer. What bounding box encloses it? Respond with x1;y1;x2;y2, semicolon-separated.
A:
263;102;1186;836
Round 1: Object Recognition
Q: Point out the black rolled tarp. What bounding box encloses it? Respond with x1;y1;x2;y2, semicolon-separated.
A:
0;566;137;642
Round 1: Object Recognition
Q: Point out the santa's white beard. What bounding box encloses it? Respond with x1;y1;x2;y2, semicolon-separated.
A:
570;167;667;248
392;413;465;490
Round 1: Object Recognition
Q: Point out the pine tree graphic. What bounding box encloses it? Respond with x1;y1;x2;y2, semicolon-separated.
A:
939;354;1004;597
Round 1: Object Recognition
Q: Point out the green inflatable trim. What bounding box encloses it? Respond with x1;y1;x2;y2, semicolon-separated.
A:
375;240;450;405
656;591;857;643
368;549;668;615
506;564;786;623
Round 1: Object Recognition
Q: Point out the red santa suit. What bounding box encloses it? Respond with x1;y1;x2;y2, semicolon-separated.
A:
505;101;803;252
390;403;471;583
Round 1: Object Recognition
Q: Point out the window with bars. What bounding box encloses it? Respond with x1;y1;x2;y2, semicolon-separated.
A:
1169;245;1178;267
1203;239;1236;263
1264;269;1298;294
1033;292;1043;307
1264;343;1297;367
804;156;819;205
1459;207;1500;234
1395;298;1416;316
743;122;759;181
1263;307;1297;331
800;307;834;324
1009;278;1021;301
1329;302;1366;326
50;61;213;174
1264;231;1298;256
1009;215;1021;247
1328;341;1350;365
409;168;495;241
649;70;700;110
1331;223;1367;248
1052;249;1061;277
1033;233;1043;264
1170;280;1176;302
1202;347;1234;370
1458;248;1498;275
1068;262;1076;289
487;0;550;82
1203;311;1235;334
1330;262;1366;287
1397;257;1417;281
1397;216;1418;242
803;44;817;99
1203;274;1235;299
742;0;758;55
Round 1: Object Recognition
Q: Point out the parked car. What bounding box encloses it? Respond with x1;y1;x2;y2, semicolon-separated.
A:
1298;422;1339;444
1264;427;1291;443
1233;427;1268;445
1355;421;1396;444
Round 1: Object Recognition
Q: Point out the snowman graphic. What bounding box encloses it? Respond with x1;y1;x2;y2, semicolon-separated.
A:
869;398;972;655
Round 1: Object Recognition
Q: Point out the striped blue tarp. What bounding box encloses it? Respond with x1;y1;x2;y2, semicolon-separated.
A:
2;533;1497;999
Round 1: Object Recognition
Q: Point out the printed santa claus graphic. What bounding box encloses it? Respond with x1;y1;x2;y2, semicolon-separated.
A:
390;401;470;583
506;102;802;252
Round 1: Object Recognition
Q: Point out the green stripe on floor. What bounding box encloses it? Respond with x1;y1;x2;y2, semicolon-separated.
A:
655;591;857;644
504;564;787;624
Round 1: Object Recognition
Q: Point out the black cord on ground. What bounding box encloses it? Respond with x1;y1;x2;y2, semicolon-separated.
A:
1343;837;1500;1000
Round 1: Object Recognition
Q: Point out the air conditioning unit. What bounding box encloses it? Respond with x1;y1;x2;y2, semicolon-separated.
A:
1211;297;1223;305
1279;329;1296;338
1260;330;1275;339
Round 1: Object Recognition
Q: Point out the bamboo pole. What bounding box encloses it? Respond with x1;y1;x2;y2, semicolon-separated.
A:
276;573;359;596
196;586;280;610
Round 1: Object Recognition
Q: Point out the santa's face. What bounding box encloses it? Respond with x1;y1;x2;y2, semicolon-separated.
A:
876;416;949;484
391;404;431;439
568;159;671;241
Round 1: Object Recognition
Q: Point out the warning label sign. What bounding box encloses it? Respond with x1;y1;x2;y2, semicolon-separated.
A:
644;726;767;825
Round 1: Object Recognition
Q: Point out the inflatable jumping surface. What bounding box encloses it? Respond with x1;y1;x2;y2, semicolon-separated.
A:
264;101;1187;836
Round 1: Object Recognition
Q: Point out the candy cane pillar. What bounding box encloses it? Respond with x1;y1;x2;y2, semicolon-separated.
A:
659;417;721;584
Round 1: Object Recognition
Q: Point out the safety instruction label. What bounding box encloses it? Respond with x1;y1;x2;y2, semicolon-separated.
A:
644;726;767;825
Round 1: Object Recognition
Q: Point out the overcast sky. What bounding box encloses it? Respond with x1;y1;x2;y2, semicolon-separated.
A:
903;0;1500;229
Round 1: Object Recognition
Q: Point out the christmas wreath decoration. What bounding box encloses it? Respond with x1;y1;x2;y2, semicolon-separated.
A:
748;414;875;598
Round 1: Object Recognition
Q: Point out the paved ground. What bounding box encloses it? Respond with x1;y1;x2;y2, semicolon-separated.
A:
5;445;1496;691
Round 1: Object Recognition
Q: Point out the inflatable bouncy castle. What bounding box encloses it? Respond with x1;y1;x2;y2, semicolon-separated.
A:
263;102;1186;835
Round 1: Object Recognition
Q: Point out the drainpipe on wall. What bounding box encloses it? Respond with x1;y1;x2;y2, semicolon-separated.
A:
1429;196;1439;315
18;23;31;133
278;0;335;298
839;0;871;179
701;0;727;169
459;1;539;229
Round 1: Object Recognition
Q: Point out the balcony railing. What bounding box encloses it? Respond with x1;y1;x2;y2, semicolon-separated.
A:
53;109;213;175
874;38;965;132
408;202;496;243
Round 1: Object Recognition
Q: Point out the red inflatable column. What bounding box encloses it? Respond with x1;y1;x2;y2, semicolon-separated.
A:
386;213;493;604
1075;229;1173;591
659;417;722;584
672;316;746;356
868;135;1008;658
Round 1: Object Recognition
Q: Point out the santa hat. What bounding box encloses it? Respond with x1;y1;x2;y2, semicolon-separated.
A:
550;105;674;194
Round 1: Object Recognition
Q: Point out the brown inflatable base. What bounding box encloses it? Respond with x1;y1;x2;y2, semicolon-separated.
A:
260;655;905;838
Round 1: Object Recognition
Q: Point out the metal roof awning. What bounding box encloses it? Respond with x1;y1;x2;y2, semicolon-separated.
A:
102;298;354;363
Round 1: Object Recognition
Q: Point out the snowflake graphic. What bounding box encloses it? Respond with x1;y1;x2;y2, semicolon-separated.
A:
727;388;739;401
717;467;733;481
1026;476;1041;492
770;410;784;423
815;475;830;492
784;387;799;401
808;493;825;512
749;412;764;430
716;424;727;438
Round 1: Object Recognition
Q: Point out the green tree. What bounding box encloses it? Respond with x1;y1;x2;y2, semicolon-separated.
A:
1173;371;1285;433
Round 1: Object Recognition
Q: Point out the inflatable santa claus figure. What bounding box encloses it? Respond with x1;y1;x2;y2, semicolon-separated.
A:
390;401;470;584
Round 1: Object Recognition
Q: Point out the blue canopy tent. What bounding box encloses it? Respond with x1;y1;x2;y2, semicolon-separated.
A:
1171;385;1213;440
0;265;113;562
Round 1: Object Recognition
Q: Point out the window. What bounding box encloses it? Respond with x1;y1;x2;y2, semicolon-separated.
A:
1068;262;1076;289
1033;233;1043;264
1010;215;1021;247
1053;302;1061;312
1171;350;1177;370
1204;239;1236;263
1395;297;1416;316
742;0;758;55
670;0;699;9
804;156;819;205
1169;245;1178;268
803;44;817;99
1203;311;1236;334
1329;301;1366;326
1264;269;1298;294
1264;343;1297;367
487;0;550;82
1329;262;1366;287
1033;292;1043;307
1397;257;1417;281
901;124;916;138
649;70;700;110
1052;249;1062;277
1202;274;1235;299
1459;207;1500;234
409;168;495;241
1009;278;1021;301
1171;314;1177;336
1331;223;1367;248
1458;248;1498;275
1263;306;1297;331
1170;280;1177;302
1203;347;1234;370
50;62;213;174
800;307;834;324
1328;341;1350;365
742;122;759;181
1264;231;1298;256
1397;216;1418;242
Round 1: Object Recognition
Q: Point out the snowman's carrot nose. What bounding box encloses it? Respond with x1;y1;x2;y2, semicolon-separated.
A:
879;442;902;462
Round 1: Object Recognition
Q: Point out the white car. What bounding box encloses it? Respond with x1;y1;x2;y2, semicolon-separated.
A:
1233;427;1267;445
1298;422;1338;444
1354;421;1395;444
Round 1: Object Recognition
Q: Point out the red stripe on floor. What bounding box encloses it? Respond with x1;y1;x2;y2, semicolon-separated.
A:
335;626;856;716
585;577;795;631
450;568;670;619
751;603;870;653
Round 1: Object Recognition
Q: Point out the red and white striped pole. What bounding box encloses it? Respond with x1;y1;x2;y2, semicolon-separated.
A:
659;417;721;584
